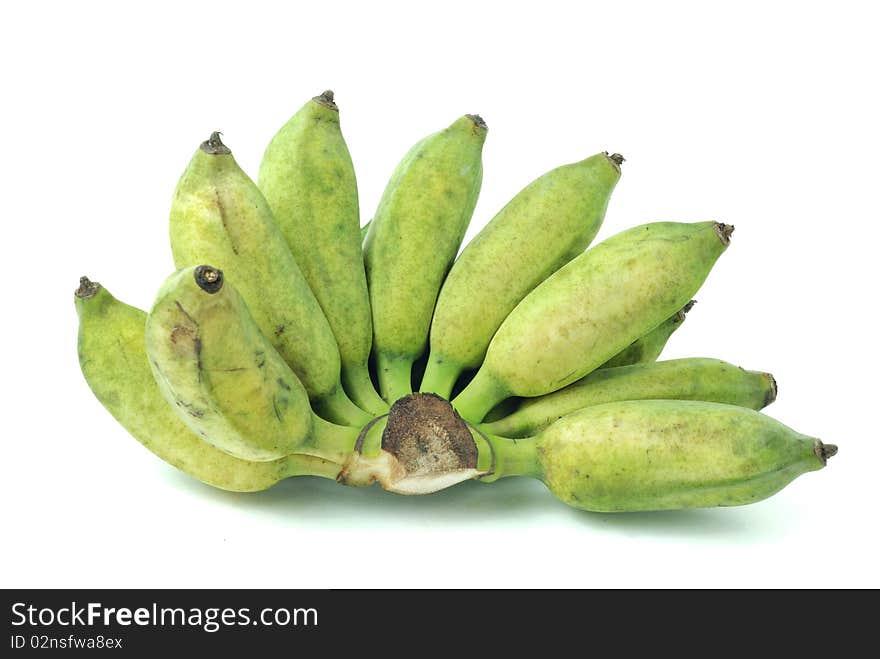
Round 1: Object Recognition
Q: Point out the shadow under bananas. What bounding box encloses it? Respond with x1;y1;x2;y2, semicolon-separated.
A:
159;469;795;539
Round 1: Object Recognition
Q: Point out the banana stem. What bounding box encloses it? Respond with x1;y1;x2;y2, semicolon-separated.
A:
481;433;541;481
452;370;509;423
376;353;414;403
307;414;362;463
342;362;389;415
282;453;345;480
313;385;372;426
419;357;462;399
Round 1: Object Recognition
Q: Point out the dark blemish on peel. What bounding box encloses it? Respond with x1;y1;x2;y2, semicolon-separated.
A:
193;337;203;383
169;325;193;344
214;189;239;255
173;300;198;327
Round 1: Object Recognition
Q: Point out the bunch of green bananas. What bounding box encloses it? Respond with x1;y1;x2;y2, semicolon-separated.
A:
76;90;836;513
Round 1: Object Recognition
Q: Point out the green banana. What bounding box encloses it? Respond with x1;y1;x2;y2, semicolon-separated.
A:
258;91;386;415
145;266;360;463
421;152;623;398
483;400;835;512
480;302;694;424
599;300;694;369
75;277;341;492
481;357;776;438
453;221;733;422
364;114;487;402
170;132;369;426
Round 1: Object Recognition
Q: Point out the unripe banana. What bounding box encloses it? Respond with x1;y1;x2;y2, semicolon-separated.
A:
145;266;360;463
484;400;835;512
600;300;694;369
421;152;623;398
481;357;776;438
480;301;694;424
454;221;733;422
258;91;386;415
75;277;340;492
364;114;487;402
170;132;369;426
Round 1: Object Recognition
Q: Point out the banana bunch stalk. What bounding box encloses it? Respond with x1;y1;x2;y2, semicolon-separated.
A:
76;91;835;513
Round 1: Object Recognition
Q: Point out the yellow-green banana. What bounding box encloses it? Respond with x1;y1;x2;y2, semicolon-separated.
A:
421;152;623;398
484;400;835;512
75;277;340;492
170;132;369;426
145;266;360;463
453;221;733;422
480;301;694;424
258;91;386;415
364;115;487;402
481;357;776;438
333;392;833;512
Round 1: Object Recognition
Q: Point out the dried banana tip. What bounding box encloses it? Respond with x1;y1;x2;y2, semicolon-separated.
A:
75;276;101;299
200;131;231;155
813;440;838;466
714;222;735;246
605;152;626;167
467;114;487;130
194;265;224;294
675;299;697;323
313;89;338;110
764;373;778;406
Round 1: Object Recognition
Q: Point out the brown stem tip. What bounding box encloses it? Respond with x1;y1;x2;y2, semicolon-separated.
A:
313;90;338;110
467;114;487;130
194;265;224;294
605;152;626;167
675;299;697;323
75;276;101;299
714;222;735;246
764;373;778;406
200;131;231;155
813;440;838;466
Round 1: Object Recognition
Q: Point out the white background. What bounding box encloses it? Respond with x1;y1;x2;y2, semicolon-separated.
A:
1;1;877;588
